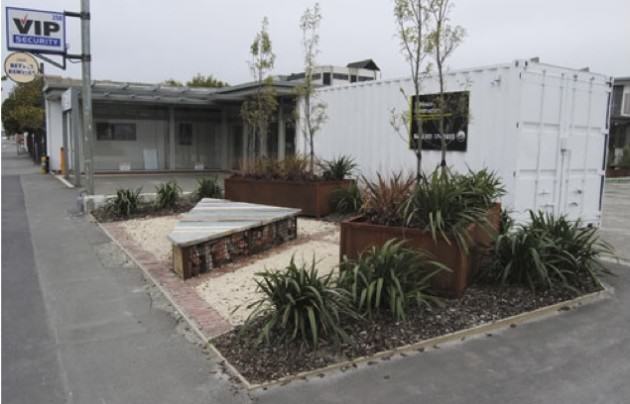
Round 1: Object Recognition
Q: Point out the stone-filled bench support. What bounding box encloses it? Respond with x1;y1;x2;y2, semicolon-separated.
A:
168;199;300;280
172;217;297;279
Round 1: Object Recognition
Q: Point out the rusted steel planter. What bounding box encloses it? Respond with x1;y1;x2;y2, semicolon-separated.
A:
470;203;502;277
224;176;354;218
340;217;475;298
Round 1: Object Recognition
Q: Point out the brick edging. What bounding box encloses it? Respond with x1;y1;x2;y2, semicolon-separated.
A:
95;218;232;341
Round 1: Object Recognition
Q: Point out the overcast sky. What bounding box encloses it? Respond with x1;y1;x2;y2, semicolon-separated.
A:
2;0;629;88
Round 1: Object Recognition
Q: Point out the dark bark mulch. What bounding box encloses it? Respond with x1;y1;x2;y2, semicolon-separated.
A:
213;277;602;384
92;198;197;223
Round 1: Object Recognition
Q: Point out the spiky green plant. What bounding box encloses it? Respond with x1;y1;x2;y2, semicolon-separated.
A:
499;207;514;235
528;211;614;283
339;239;446;321
330;183;363;214
155;181;181;209
403;169;487;253
455;168;506;209
245;258;358;347
195;177;223;200
320;155;357;181
481;211;614;291
106;187;142;218
361;172;415;226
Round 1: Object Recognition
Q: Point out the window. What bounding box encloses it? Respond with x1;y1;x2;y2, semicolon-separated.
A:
623;92;630;116
350;75;357;83
178;123;193;146
96;122;136;141
322;72;331;86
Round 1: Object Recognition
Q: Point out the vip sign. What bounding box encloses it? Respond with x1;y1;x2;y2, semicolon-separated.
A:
6;7;66;55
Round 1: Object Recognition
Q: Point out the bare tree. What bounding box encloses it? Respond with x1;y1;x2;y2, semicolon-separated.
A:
241;17;278;160
426;0;465;169
393;0;432;181
296;3;327;173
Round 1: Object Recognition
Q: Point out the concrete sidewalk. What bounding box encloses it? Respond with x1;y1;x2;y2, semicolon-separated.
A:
2;144;249;403
601;181;630;262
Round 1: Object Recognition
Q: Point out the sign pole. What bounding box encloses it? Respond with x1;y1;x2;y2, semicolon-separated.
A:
80;0;94;197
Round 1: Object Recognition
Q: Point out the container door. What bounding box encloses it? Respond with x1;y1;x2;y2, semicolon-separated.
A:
513;67;609;225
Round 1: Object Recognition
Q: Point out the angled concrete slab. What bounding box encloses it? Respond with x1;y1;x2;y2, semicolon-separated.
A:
168;198;300;247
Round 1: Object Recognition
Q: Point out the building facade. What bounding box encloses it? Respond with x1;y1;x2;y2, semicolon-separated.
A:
609;76;630;169
43;59;379;184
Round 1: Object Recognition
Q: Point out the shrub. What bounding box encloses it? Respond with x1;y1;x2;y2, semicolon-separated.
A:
155;181;181;210
238;155;315;181
403;169;488;252
529;211;613;281
455;168;505;209
281;155;313;181
320;155;357;181
339;239;446;321
361;172;415;226
481;211;613;291
246;258;358;347
499;207;514;235
106;187;142;218
195;177;223;200
330;183;363;214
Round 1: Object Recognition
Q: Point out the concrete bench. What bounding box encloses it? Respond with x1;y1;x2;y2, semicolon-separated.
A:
167;198;300;279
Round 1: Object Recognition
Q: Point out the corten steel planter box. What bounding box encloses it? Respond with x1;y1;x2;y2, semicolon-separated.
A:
470;203;502;277
224;176;354;218
340;217;475;298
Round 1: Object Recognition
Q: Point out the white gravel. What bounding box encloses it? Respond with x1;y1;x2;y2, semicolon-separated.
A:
118;215;179;263
196;238;340;325
118;215;341;326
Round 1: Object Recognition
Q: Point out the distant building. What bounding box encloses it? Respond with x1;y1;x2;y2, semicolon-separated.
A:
609;76;630;168
42;59;380;180
283;59;380;86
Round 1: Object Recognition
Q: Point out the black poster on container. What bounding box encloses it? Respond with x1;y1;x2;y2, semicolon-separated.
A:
409;91;470;152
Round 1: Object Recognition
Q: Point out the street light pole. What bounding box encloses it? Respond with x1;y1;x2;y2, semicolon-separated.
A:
80;0;94;197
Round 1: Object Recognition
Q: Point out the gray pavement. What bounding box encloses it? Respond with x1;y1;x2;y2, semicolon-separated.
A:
2;142;249;404
601;180;630;262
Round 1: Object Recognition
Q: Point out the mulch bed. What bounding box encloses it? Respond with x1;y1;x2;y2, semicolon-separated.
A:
213;276;602;384
92;199;196;223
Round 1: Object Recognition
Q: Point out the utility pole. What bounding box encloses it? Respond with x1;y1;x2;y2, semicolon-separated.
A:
80;0;94;197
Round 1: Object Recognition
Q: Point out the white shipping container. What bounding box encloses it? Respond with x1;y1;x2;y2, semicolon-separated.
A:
299;59;612;225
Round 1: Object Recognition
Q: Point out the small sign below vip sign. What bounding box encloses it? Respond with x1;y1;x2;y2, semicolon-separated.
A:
6;7;66;55
4;52;40;83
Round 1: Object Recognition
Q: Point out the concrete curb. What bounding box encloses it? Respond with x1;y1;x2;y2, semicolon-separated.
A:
85;191;194;211
212;283;612;391
51;173;75;189
600;255;630;268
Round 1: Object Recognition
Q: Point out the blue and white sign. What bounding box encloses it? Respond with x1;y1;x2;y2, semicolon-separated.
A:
6;7;66;55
